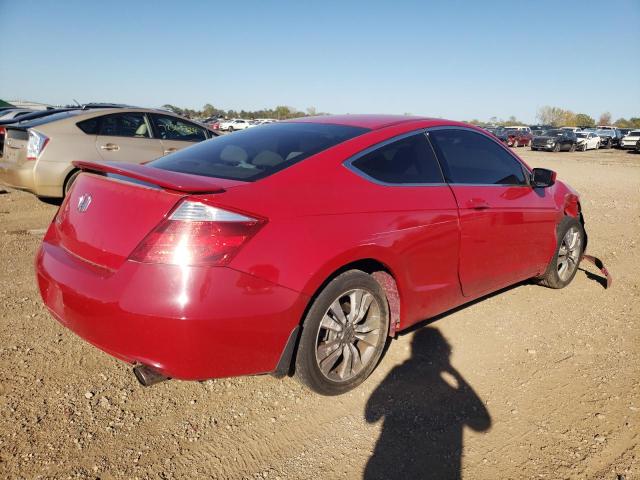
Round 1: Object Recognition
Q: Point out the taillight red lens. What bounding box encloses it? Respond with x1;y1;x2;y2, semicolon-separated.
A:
129;200;264;266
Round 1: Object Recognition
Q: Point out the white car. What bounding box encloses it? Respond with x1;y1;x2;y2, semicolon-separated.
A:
621;130;640;149
575;131;601;151
561;126;581;133
219;119;252;132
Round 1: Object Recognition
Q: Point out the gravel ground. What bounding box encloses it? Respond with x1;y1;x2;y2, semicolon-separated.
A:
0;147;638;479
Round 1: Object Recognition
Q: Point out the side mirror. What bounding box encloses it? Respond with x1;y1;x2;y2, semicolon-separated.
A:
531;168;556;188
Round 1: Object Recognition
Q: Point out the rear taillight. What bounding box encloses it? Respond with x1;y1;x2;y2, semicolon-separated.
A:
129;200;264;266
26;129;49;160
0;126;5;136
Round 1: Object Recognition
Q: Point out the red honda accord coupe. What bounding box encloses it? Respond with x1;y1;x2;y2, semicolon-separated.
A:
36;115;586;395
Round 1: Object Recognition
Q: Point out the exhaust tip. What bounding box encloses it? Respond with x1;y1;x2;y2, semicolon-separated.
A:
133;364;169;387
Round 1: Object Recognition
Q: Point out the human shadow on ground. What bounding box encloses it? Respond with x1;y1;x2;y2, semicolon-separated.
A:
364;327;491;480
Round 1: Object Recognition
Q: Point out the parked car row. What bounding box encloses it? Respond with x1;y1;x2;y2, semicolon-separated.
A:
483;124;640;153
217;118;277;131
0;106;217;199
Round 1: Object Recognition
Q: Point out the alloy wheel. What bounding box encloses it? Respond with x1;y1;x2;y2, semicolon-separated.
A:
557;226;581;281
314;289;382;382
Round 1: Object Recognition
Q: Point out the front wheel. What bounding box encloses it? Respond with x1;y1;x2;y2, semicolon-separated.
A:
538;216;585;289
553;143;561;152
295;270;390;395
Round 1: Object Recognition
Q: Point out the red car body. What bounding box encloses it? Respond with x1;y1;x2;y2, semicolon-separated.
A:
36;115;582;382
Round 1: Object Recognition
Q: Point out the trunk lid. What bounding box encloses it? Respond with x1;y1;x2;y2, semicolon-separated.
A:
51;164;246;270
2;128;28;164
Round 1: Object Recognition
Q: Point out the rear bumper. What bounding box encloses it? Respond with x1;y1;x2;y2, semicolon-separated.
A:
532;144;554;151
0;158;36;192
36;242;309;380
0;159;67;197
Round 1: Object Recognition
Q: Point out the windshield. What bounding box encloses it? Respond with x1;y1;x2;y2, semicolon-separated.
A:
597;130;613;137
576;133;588;138
150;122;369;181
628;130;640;136
544;130;564;136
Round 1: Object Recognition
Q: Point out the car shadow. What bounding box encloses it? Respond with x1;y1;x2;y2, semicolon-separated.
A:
364;326;491;480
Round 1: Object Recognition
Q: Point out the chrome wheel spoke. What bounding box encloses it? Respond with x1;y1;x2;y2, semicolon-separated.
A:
354;324;374;334
317;339;340;361
336;344;352;379
319;344;343;375
355;328;379;346
348;290;363;323
354;293;373;324
320;314;343;332
348;343;363;374
329;300;348;326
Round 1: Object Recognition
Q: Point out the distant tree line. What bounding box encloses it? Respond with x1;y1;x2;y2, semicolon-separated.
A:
534;106;640;128
161;102;640;128
161;103;325;120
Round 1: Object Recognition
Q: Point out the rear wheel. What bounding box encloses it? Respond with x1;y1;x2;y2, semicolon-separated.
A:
538;216;584;289
228;126;234;132
64;170;81;197
295;270;390;395
553;143;561;152
569;143;576;152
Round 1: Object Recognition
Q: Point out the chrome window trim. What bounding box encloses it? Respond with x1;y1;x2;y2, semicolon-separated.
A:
425;125;533;187
342;129;447;187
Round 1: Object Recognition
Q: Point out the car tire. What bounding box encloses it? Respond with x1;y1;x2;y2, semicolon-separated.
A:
531;146;537;151
538;216;585;289
581;143;587;152
569;144;576;152
64;170;82;197
553;143;561;152
294;270;390;395
229;126;234;132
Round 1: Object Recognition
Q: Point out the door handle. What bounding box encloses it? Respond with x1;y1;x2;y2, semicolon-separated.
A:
467;198;490;209
100;143;120;151
163;148;177;155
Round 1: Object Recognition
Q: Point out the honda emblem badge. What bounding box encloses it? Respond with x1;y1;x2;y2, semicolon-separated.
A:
77;193;92;213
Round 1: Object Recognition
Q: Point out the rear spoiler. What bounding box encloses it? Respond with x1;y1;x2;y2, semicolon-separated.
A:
73;160;227;194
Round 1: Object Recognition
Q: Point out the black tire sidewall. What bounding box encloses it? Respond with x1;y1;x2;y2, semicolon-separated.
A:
295;270;390;396
540;216;585;288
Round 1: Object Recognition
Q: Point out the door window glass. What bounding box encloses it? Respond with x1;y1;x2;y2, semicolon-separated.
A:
151;114;207;142
429;129;527;185
98;113;150;138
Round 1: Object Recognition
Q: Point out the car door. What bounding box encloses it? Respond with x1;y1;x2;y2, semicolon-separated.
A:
95;112;163;163
149;114;210;156
347;132;461;324
428;127;558;298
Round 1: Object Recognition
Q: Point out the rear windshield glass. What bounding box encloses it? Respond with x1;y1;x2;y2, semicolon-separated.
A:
149;122;369;181
14;110;82;128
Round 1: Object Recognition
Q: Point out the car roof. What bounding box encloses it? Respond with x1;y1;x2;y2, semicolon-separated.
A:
284;114;457;130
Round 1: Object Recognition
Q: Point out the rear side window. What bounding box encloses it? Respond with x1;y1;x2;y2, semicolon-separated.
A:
77;118;99;134
351;133;443;184
149;122;368;181
429;129;527;185
150;114;207;142
98;113;150;138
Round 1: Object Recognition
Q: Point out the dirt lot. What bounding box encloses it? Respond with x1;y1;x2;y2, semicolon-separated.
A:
0;147;638;479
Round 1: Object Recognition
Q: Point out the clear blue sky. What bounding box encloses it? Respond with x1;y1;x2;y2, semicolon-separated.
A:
1;0;638;123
